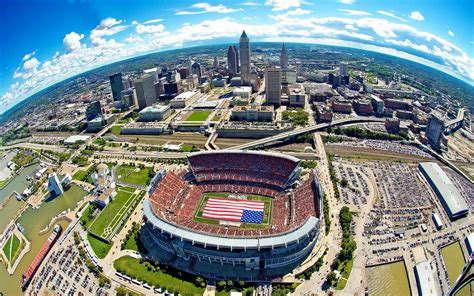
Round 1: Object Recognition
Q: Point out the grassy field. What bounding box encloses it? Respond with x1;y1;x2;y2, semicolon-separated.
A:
2;233;23;263
441;241;466;284
88;234;113;259
194;192;272;228
89;186;144;240
185;111;212;122
114;256;204;295
109;125;122;135
116;164;152;186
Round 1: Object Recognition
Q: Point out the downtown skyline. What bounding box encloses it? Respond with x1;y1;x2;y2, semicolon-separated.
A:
1;0;473;114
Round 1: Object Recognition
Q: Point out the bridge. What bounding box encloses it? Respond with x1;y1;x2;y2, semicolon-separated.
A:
226;116;386;150
445;108;466;134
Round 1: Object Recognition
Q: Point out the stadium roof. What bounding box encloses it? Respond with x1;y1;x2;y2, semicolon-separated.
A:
419;162;468;218
143;199;319;250
188;150;300;164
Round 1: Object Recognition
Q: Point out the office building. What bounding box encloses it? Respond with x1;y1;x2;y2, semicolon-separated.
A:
138;105;171;122
191;62;203;78
85;101;102;121
164;82;180;95
370;94;384;115
332;98;352;114
281;69;297;84
231;104;274;122
136;74;157;110
170;91;200;108
280;43;288;69
109;73;124;101
289;86;306;107
227;45;239;76
339;62;348;76
240;31;251;84
120;88;136;107
47;173;64;197
233;86;252;99
265;66;281;105
426;112;445;149
213;56;218;68
178;67;190;79
419;162;469;220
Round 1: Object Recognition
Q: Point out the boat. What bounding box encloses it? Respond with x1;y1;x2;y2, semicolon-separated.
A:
20;224;62;290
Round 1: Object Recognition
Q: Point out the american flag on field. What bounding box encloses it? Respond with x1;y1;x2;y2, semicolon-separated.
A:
202;198;265;224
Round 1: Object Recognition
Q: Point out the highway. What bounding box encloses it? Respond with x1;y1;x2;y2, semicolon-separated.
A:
227;116;385;150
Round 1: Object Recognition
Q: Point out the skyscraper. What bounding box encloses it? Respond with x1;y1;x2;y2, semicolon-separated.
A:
135;74;157;110
426;112;445;149
239;31;251;85
265;66;281;105
280;43;288;69
85;101;102;121
227;45;238;76
47;173;64;197
213;56;218;69
339;62;348;77
109;73;124;101
191;62;203;78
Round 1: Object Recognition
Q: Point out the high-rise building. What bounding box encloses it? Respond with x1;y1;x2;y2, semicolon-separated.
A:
135;74;157;110
191;62;203;78
227;46;238;76
109;73;124;101
339;62;348;77
426;112;445;149
239;31;251;85
121;88;136;107
178;67;190;79
280;43;288;69
213;56;218;68
265;66;281;105
47;173;64;197
85;101;102;121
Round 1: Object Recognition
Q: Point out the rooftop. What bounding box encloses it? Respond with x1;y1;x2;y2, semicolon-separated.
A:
140;104;170;113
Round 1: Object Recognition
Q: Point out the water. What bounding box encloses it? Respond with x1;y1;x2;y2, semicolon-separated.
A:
0;163;39;204
0;184;86;295
0;195;24;232
366;260;411;296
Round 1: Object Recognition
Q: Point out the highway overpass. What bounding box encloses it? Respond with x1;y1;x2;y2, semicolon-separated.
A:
226;116;386;150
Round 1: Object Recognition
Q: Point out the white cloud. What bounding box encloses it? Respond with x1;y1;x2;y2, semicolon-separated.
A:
337;0;356;4
125;35;143;43
338;9;371;16
63;32;84;52
136;23;165;34
242;16;253;20
143;18;163;24
287;8;311;15
265;0;302;11
377;10;406;22
241;1;260;5
90;17;128;46
409;11;424;21
448;30;454;37
22;51;36;61
176;2;243;15
345;24;358;31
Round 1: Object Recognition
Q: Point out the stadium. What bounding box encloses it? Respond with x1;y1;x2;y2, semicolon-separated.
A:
141;150;323;281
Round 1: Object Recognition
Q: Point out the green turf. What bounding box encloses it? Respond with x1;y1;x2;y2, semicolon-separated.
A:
72;169;89;181
194;192;272;228
88;234;112;259
114;256;204;295
89;187;144;240
2;233;22;263
185;111;212;122
80;204;96;229
116;164;152;186
109;125;122;135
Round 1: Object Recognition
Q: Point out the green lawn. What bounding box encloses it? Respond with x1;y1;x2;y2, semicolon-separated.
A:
116;165;152;186
335;258;353;290
185;111;212;122
73;169;90;182
88;234;112;259
194;192;272;228
109;125;122;135
89;187;144;240
2;233;22;263
114;256;204;295
80;204;97;229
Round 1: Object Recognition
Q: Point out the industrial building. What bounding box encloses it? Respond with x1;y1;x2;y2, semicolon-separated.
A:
419;162;469;220
414;260;440;296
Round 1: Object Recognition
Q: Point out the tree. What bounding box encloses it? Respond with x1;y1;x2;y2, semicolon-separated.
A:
340;178;349;188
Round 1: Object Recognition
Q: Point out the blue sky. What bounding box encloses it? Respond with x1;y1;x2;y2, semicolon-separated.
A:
1;0;473;113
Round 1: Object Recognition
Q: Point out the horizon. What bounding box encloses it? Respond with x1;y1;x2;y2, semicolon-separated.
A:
1;0;473;114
